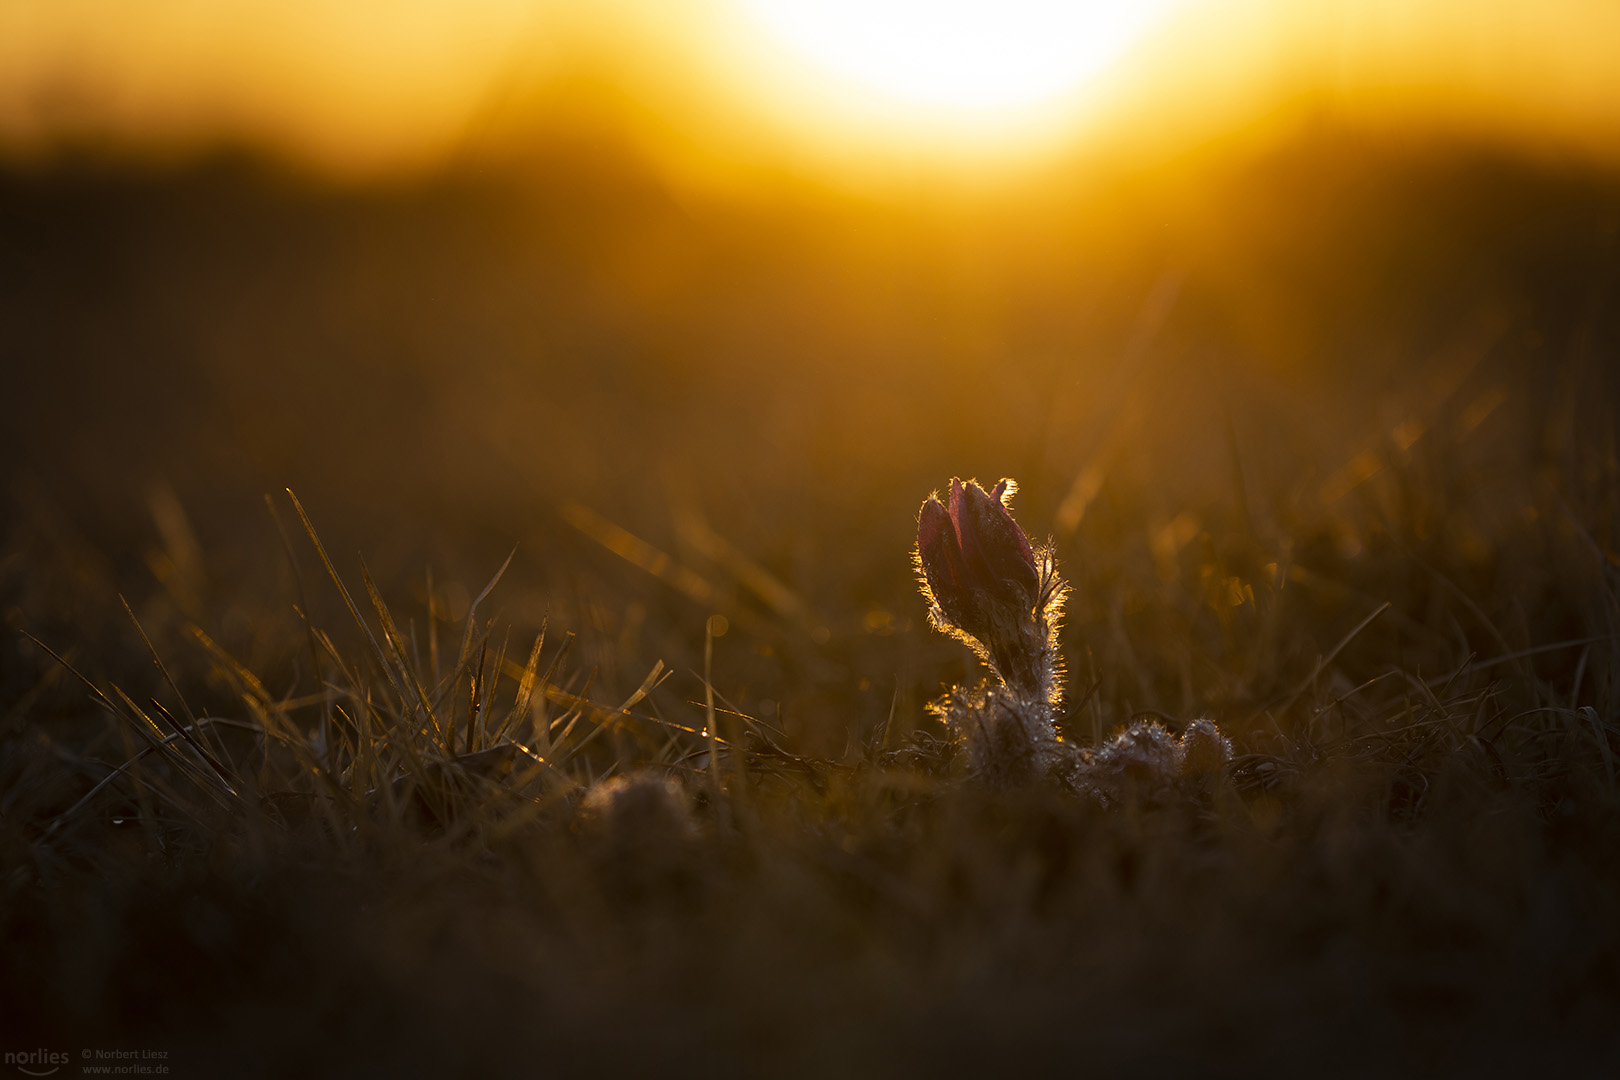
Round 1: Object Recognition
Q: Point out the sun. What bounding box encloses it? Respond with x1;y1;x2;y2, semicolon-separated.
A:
734;0;1183;112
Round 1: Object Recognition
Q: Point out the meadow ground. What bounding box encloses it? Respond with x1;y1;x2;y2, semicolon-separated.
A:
2;124;1619;1075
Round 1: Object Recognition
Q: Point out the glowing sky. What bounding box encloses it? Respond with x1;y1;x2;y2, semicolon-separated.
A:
1;0;1617;177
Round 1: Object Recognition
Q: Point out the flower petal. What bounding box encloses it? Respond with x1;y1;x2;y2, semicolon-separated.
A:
957;479;1040;610
919;495;975;630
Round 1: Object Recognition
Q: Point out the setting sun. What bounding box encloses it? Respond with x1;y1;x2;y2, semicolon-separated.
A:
733;0;1183;111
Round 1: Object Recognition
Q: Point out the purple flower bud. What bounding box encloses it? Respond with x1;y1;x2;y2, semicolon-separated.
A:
952;478;1039;612
918;476;1067;706
917;478;1039;642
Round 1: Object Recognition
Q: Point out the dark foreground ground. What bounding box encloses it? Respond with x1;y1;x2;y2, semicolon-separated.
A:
2;122;1619;1075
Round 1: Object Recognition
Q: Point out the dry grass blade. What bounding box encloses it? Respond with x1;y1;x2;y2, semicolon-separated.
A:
1579;706;1617;790
43;747;164;840
1272;601;1392;716
491;624;546;746
190;628;332;785
705;618;720;792
484;630;510;748
119;596;237;785
499;631;575;753
453;545;517;677
21;630;127;721
264;492;328;704
359;559;444;748
1412;553;1517;665
42;719;268;841
621;659;668;714
108;686;237;808
21;630;231;803
552;661;671;768
562;501;716;605
1449;635;1620;682
285;490;412;710
467;637;488;753
672;500;807;622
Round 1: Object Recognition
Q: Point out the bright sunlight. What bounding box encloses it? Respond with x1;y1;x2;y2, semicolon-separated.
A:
734;0;1184;111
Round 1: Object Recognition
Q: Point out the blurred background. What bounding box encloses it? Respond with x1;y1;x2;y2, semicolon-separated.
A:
2;0;1618;752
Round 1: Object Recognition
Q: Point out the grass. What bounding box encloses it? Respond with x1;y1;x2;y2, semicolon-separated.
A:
3;126;1620;1075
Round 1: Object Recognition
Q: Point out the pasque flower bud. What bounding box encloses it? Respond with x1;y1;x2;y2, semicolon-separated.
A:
917;478;1061;706
918;478;1039;637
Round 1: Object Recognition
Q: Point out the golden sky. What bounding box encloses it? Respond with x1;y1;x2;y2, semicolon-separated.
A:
2;0;1617;179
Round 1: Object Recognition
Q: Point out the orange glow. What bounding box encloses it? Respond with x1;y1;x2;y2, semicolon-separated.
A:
0;0;1618;177
0;0;554;173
